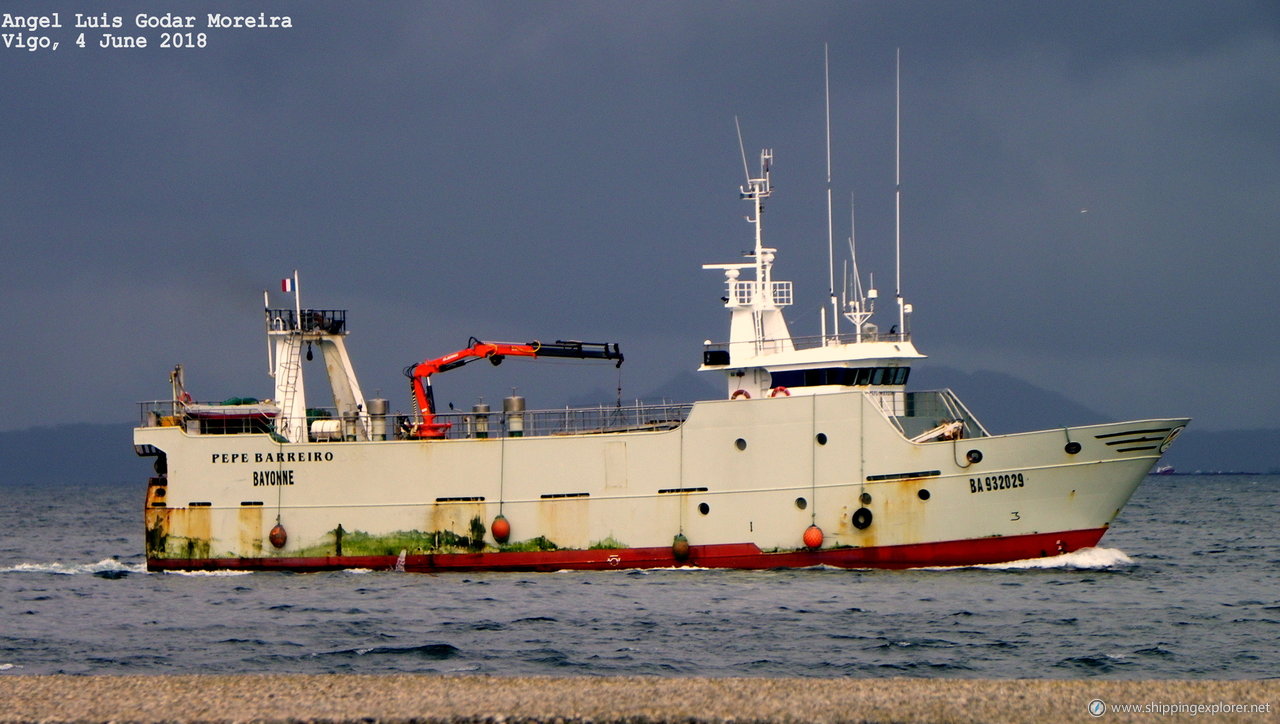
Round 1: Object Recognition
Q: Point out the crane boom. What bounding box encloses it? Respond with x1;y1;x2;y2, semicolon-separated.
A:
405;337;623;439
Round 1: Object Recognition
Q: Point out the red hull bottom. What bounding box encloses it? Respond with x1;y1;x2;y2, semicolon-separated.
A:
147;527;1108;573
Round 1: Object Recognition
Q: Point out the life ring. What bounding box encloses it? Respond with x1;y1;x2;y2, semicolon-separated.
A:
769;386;790;397
730;389;751;400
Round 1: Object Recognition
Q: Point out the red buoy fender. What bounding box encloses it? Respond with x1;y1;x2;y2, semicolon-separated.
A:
803;524;824;550
268;523;287;549
672;533;691;562
491;514;511;544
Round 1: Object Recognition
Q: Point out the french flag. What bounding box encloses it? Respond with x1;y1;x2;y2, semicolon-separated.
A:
281;278;294;293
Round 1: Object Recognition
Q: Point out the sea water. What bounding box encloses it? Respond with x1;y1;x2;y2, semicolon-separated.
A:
1;475;1276;678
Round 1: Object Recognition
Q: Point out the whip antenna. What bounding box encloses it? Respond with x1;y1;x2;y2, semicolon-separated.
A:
825;43;838;339
734;116;750;185
894;48;905;337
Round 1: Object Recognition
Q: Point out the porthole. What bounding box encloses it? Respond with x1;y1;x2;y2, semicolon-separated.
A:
860;492;872;505
815;433;828;445
795;497;808;510
917;489;931;501
698;502;710;515
735;438;747;451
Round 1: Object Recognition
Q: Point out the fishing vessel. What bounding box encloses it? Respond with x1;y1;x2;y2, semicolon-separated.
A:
134;106;1187;572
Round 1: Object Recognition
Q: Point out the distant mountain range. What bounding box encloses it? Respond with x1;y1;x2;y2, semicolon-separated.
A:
2;368;1271;487
912;367;1272;474
908;367;1112;435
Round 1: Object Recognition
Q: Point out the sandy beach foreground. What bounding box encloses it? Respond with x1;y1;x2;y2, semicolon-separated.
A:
1;675;1276;723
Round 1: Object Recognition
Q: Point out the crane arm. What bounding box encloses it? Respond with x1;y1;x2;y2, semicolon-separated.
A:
405;337;623;439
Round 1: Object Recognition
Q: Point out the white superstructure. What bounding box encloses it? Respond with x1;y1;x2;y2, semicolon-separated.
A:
699;149;923;418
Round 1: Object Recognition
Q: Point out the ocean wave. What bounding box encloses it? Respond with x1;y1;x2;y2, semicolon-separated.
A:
161;569;254;577
916;547;1135;571
973;547;1135;570
1055;652;1133;672
0;558;146;576
321;643;461;659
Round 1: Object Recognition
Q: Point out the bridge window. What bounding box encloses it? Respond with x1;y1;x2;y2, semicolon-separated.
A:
770;366;909;389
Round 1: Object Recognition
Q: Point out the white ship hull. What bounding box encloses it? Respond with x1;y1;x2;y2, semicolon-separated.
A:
134;112;1188;572
135;392;1187;572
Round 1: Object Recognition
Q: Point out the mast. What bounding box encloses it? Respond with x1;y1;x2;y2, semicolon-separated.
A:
292;269;301;330
747;150;772;281
825;44;838;341
702;135;793;379
894;49;905;338
843;192;876;340
263;290;274;376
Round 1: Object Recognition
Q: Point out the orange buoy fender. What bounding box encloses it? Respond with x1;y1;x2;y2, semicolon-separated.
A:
268;523;287;549
672;533;691;562
803;524;824;550
491;514;511;544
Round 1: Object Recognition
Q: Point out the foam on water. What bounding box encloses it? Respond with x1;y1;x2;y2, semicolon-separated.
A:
0;547;1137;577
975;546;1135;570
904;547;1135;572
0;558;255;577
161;568;254;577
0;558;146;576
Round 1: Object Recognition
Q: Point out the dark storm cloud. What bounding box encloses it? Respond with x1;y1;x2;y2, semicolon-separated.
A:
2;1;1276;430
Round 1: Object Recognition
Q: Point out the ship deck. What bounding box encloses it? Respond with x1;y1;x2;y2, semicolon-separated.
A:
137;389;989;443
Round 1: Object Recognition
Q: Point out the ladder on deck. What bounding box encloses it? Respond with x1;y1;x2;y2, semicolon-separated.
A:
275;338;303;442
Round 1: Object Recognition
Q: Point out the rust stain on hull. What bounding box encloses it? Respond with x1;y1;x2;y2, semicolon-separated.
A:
537;498;590;550
428;502;485;546
161;506;212;560
238;506;263;557
144;477;170;557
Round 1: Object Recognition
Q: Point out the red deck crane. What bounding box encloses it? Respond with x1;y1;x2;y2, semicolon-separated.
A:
404;337;624;438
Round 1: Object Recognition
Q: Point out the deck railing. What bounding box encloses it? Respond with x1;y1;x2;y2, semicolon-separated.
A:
425;402;694;440
138;392;984;443
879;389;990;440
138;400;181;427
138;399;695;441
702;330;912;361
264;308;347;334
136;400;279;436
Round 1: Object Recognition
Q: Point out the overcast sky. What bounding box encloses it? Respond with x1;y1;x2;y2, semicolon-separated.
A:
3;0;1277;432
